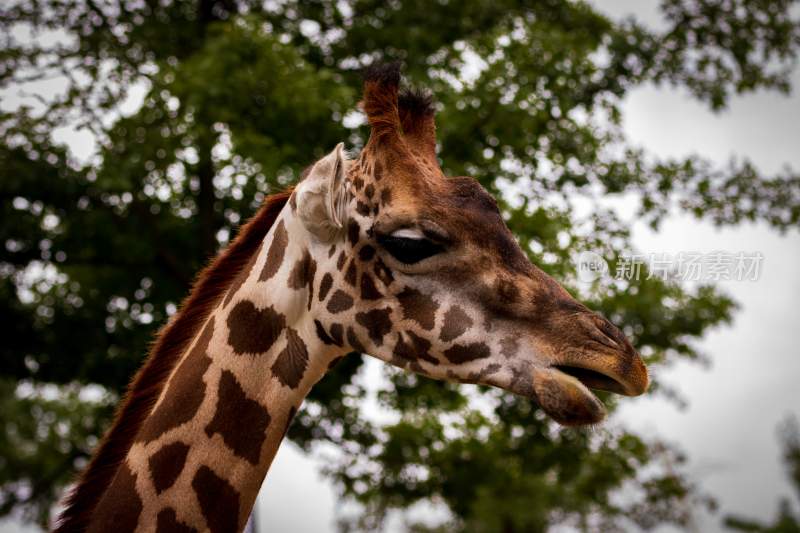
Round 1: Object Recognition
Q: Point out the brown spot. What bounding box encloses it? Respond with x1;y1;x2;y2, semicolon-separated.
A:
407;360;425;373
364;183;375;199
347;220;360;246
327;290;354;313
86;463;142;533
318;272;333;301
226;300;286;355
496;278;520;304
344;260;357;286
464;370;480;383
156;508;197;533
397;288;438;330
315;320;337;346
374;258;394;285
347;326;367;353
500;336;519;358
356;201;370;216
380;188;392;206
358;244;376;262
328;244;337;258
336;251;346;271
329;323;344;346
373;159;383;180
355;307;393;346
271;328;309;389
444;342;491;364
307;262;317;310
137;319;214;442
394;331;439;366
223;243;261;308
360;272;382;300
510;365;534;397
287;249;317;310
352;176;364;190
440;306;473;342
288;249;315;290
480;363;502;377
205;370;271;465
192;465;240;533
149;441;190;494
259;220;288;281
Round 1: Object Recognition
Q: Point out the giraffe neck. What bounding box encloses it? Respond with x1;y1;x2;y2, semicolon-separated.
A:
86;204;343;533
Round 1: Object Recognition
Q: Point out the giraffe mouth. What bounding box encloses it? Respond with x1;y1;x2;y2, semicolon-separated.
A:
552;365;629;395
531;360;646;426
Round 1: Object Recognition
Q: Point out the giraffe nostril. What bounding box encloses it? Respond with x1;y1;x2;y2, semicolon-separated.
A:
576;313;621;351
592;314;630;351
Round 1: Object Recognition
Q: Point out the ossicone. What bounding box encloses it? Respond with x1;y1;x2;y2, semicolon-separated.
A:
361;62;440;168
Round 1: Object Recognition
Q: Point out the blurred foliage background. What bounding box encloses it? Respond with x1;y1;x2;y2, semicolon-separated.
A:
1;0;799;531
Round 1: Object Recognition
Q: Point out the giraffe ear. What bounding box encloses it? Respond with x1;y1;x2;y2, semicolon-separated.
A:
296;143;349;241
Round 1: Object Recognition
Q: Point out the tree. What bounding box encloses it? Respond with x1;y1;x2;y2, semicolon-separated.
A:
0;0;798;529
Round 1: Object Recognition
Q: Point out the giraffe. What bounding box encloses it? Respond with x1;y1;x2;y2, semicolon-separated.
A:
55;63;648;533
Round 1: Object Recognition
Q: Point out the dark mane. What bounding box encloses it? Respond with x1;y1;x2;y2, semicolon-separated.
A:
398;87;435;117
54;189;293;532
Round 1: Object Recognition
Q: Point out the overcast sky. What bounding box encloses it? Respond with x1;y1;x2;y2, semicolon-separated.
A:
3;1;800;532
616;80;800;533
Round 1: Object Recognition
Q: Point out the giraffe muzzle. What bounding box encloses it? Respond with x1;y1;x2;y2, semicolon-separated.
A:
530;312;649;425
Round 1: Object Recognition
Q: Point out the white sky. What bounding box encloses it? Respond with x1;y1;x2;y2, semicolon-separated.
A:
616;82;800;532
3;2;799;532
603;2;800;531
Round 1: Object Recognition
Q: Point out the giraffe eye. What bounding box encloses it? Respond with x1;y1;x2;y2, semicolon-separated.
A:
377;233;445;264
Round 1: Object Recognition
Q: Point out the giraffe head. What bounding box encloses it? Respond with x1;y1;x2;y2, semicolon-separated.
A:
292;64;648;426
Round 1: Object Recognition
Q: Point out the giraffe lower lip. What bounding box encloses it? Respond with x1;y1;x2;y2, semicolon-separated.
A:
531;367;607;426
